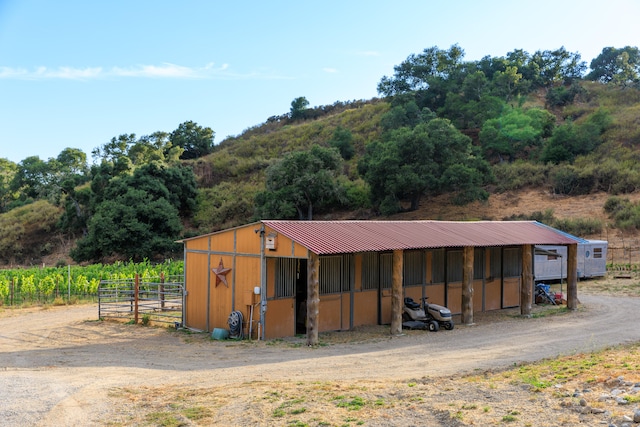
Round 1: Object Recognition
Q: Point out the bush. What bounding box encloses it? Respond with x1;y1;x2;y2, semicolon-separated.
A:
193;182;258;231
339;178;371;210
553;217;603;236
503;209;556;224
549;165;594;195
603;196;640;230
493;161;549;192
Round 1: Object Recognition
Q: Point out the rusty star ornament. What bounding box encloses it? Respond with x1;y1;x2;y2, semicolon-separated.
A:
212;258;232;287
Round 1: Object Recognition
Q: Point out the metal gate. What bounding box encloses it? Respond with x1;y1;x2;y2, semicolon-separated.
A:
98;274;184;326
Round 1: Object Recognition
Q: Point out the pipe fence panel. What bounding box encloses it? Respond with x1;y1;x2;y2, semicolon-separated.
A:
98;275;184;326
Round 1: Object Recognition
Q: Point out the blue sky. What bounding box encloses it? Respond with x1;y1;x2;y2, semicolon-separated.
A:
1;0;639;164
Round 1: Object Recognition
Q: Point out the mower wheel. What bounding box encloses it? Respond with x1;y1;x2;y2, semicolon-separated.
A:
428;320;439;332
444;321;454;330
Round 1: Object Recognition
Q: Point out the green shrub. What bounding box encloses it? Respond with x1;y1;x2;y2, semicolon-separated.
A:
553;217;603;236
492;161;549;192
603;196;640;230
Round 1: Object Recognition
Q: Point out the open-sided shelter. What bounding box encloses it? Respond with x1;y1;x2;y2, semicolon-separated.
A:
180;220;580;341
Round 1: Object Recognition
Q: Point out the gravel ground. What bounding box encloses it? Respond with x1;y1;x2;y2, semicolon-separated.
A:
0;289;639;426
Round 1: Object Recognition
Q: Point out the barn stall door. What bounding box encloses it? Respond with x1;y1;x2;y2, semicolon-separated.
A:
265;258;299;339
502;248;522;308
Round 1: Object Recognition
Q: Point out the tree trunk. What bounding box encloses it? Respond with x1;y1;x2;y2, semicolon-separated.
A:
410;193;421;211
306;251;320;346
521;244;533;316
390;250;403;335
461;246;474;324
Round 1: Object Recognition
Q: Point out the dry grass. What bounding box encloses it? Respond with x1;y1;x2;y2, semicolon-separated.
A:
102;277;640;427
106;343;640;427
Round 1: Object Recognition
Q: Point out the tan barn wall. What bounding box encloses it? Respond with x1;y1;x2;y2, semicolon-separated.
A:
503;277;521;307
230;255;261;333
404;286;422;303
473;279;483;312
184;223;264;333
266;258;276;298
209;232;235;254
353;290;377;326
426;283;445;306
380;288;392;324
485;279;502;310
265;298;295;339
341;293;350;330
319;294;342;331
185;252;209;331
208;254;233;331
447;282;462;314
185;237;209;252
235;225;262;254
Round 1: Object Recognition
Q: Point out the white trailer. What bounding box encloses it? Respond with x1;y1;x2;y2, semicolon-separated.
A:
534;239;608;282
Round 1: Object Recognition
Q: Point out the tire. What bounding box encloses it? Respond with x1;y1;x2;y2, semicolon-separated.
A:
428;320;439;332
444;321;454;330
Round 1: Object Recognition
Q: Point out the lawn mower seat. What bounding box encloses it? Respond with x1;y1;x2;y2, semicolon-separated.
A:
404;297;421;310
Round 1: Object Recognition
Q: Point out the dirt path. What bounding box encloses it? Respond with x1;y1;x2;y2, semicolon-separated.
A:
1;294;639;426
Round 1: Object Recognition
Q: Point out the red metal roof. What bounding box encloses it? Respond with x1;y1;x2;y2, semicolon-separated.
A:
262;220;580;255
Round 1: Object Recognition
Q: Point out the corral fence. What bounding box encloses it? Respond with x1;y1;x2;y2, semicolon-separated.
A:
608;246;640;269
98;273;184;326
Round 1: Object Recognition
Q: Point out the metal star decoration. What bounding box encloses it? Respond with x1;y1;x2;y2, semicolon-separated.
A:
212;258;231;287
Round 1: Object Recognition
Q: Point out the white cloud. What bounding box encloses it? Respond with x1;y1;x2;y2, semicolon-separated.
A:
323;67;338;73
0;62;276;80
0;65;102;79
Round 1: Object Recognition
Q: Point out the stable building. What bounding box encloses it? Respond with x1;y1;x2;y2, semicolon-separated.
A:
180;220;579;342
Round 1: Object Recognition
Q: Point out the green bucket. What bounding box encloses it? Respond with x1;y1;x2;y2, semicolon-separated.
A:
212;328;229;340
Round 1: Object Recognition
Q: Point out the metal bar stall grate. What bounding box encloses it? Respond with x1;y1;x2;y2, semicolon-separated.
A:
98;274;184;327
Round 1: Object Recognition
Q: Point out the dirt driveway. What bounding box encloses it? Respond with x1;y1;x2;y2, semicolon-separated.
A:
1;292;639;426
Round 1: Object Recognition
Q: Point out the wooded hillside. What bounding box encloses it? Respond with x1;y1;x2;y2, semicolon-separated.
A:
2;45;640;266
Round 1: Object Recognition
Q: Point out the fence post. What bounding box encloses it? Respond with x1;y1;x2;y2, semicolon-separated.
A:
160;272;165;310
10;278;14;306
134;273;139;324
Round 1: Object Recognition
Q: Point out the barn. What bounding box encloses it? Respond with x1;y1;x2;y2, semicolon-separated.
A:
180;220;580;342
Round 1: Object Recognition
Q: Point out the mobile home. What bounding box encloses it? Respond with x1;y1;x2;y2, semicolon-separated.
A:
534;239;608;282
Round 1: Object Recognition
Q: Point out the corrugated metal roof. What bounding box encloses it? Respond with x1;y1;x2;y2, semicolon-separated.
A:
262;220;580;255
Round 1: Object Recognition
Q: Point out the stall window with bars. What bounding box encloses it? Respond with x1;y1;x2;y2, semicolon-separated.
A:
404;250;425;286
593;247;603;259
275;258;297;298
489;247;501;278
503;247;522;277
432;249;445;283
319;255;353;294
361;252;379;290
474;248;485;280
380;253;392;290
447;250;463;282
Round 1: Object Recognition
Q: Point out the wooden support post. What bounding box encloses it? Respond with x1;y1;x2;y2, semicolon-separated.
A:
567;243;578;310
134;273;139;324
521;244;533;316
461;246;474;325
306;252;320;346
390;250;403;335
